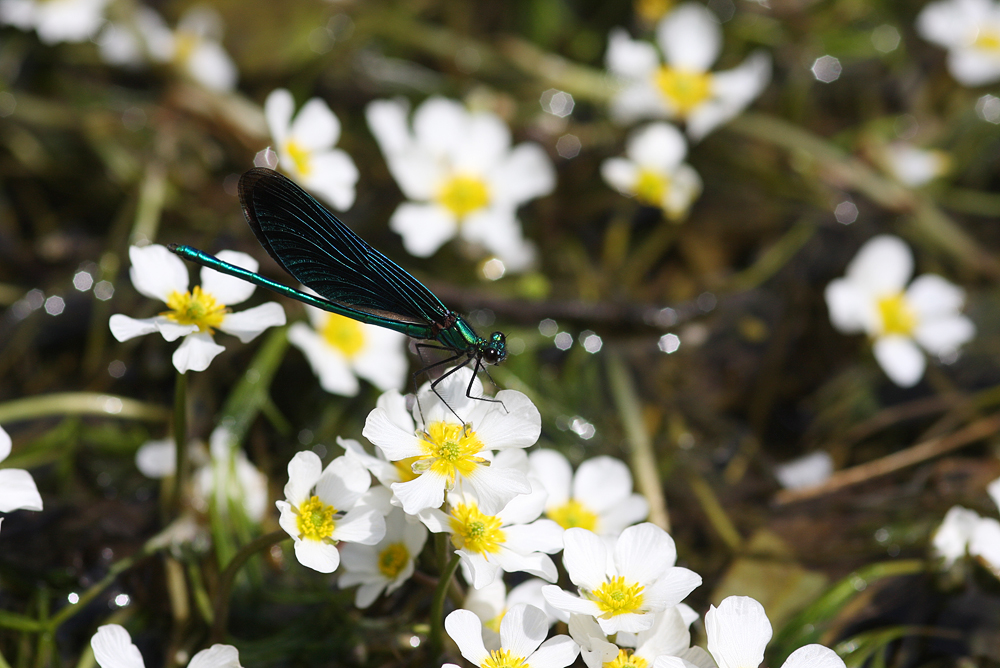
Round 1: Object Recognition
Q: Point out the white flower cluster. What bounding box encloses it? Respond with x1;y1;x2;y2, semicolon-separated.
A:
933;475;1000;576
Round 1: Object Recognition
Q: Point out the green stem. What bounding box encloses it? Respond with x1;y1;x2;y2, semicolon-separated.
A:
210;530;288;643
429;553;461;659
172;371;188;516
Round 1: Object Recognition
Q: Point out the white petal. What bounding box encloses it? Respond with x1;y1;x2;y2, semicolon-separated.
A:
186;41;237;92
598;495;650;536
494;549;558;583
413;97;468;157
284;450;323;505
350;327;409;392
316;455;370;509
529;449;573;506
155;318;200;342
500;604;548;659
386;148;443;201
0;426;9;462
128;245;189;302
686;51;771;141
445;609;490;665
627;123;687;171
453;111;511;174
362;407;424;461
389;202;457;257
392;472;448;515
301;150;359;211
705;596;772;668
657;3;721;72
575;456;634;512
542;585;603;617
610;82;671;125
824;280;869;334
109;314;161;342
276;500;299;539
916;0;980;47
774;451;834;490
606;28;660;78
265;89;294;142
188;645;242;668
172;333;224;373
596;611;653;635
135;439;176;478
948;47;1000;86
872;336;926;387
781;644;845;668
366;98;412;157
641;567;702;610
218;302;286;343
988;478;1000;514
201;250;258;306
91;625;145;668
293;538;341;573
0;469;43;512
602;158;640;195
528;635;580;668
464;464;532;516
562;528;609;590
913;316;975;356
288;323;359;396
845;235;913;295
471;390;542;449
970;517;1000;573
490;143;555;206
662;163;702;219
615;523;675;582
331;507;386;545
906;274;966;320
289;98;341;150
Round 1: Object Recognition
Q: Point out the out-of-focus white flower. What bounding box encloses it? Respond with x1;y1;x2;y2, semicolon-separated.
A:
569;606;704;668
0;425;43;522
265;89;359;210
878;143;951;187
824;235;975;387
418;452;563;590
289;305;407;396
362;366;539;516
774;451;834;490
443;604;580;668
91;624;242;668
916;0;1000;86
605;3;770;139
275;451;386;573
0;0;108;44
366;97;555;271
109;244;286;374
706;596;845;668
601;123;701;220
933;477;1000;576
339;503;427;608
542;524;702;635
529;449;648;537
464;578;557;650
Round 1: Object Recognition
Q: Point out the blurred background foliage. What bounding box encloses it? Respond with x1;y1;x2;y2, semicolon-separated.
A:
3;0;1000;666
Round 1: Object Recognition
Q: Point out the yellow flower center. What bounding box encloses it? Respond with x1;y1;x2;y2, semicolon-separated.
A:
436;174;490;218
482;649;528;668
449;501;506;555
591;576;645;617
634;0;672;24
876;292;917;337
163;286;227;333
974;29;1000;51
654;67;713;116
548;499;599;531
484;610;505;633
321;313;365;358
607;649;648;668
295;495;338;541
415;422;488;484
377;542;410;579
633;169;669;208
284;140;313;177
172;32;199;67
393;456;422;483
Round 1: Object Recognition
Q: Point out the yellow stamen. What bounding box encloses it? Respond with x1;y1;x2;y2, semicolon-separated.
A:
415;422;488;484
607;649;648;668
393;456;422;483
481;649;527;668
974;29;1000;51
633;169;669;208
449;501;505;555
285;140;313;177
321;313;365;358
654;67;713;116
163;286;227;333
295;495;338;541
634;0;673;24
591;575;645;617
172;32;198;66
876;293;917;337
436;174;490;217
548;499;599;531
377;542;410;579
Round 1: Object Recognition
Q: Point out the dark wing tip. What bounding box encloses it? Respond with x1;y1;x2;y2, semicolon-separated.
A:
238;168;283;223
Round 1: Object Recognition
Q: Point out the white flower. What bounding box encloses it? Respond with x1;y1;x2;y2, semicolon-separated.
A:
464;578;558;650
91;624;241;668
362;366;539;515
542;524;702;635
136;427;268;522
109;244;286;373
339;503;427;608
288;304;408;396
878;143;951;187
824;235;975;387
570;606;703;668
148;7;237;91
0;425;43;521
419;452;564;589
275;451;386;573
366;97;555;271
916;0;1000;86
605;3;771;139
706;596;845;668
774;451;834;490
529;449;648;537
444;604;580;668
264;89;359;210
933;477;1000;575
601;123;702;220
0;0;108;44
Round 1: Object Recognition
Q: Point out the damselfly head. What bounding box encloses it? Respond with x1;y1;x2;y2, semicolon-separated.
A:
481;332;507;365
